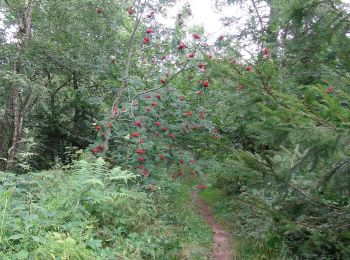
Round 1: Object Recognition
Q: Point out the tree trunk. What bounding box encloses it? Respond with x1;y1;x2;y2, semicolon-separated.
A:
6;0;32;170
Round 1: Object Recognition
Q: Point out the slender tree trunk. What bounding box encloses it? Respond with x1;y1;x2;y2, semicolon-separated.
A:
0;113;11;170
72;72;81;132
6;0;32;170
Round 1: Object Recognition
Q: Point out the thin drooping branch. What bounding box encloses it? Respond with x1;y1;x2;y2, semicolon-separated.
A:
3;0;16;12
54;79;71;93
317;157;350;191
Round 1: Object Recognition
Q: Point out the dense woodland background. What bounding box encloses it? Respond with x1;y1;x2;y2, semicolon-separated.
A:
1;0;350;259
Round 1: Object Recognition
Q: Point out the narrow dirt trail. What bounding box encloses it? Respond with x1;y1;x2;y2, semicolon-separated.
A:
191;191;235;260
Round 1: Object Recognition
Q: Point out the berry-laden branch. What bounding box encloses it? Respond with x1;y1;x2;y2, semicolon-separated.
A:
131;60;193;101
131;28;215;102
91;6;217;188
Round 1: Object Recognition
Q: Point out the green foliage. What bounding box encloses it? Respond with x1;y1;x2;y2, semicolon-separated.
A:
204;42;350;258
155;180;213;259
0;158;213;259
2;0;350;258
201;187;290;260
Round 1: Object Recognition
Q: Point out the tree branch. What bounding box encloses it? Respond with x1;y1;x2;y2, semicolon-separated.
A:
110;0;144;117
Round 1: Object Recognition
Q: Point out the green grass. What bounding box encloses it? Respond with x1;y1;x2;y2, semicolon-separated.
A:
200;186;224;205
160;181;213;259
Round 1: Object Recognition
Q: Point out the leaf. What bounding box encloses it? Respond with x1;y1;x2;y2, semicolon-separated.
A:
15;250;29;259
9;234;24;240
83;179;105;188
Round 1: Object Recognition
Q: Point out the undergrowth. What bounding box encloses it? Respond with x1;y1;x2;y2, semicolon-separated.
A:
0;157;212;259
200;187;291;260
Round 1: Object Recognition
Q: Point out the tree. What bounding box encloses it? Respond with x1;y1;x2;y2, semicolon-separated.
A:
5;0;33;170
204;0;350;257
0;0;131;170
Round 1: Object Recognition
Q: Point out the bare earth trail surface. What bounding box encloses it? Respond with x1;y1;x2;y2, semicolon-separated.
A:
191;191;235;260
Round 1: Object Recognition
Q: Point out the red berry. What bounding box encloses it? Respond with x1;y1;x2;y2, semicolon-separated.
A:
132;132;140;137
143;37;149;44
193;33;201;39
159;154;165;160
199;111;205;119
161;79;166;85
154;121;161;127
136;148;145;155
187;52;195;58
143;169;149;176
198;62;206;70
138;139;144;144
92;148;100;154
146;28;154;34
152;102;158;107
112;107;119;114
169;133;175;139
193;124;200;130
326;86;335;93
156;93;161;99
263;47;270;56
203;80;209;88
161;127;168;132
177;42;187;49
107;122;113;128
179;95;185;101
134;121;142;127
197;184;207;190
96;7;103;14
183;111;193;117
197;90;203;95
95;125;101;131
245;66;253;72
138;157;145;162
128;7;136;15
146;106;151;112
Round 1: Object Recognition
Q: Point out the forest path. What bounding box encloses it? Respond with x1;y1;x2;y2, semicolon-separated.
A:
191;191;235;260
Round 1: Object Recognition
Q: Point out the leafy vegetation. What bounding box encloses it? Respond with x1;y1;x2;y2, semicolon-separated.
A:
1;0;350;258
0;158;211;259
